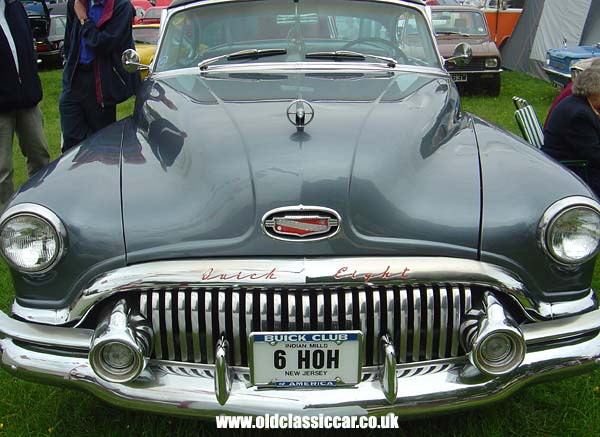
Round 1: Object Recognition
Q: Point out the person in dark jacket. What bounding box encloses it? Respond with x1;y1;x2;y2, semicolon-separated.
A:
543;58;600;129
60;0;140;152
543;68;600;195
0;0;51;210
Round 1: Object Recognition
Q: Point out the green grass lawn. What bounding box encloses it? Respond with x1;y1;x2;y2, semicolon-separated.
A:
1;70;600;436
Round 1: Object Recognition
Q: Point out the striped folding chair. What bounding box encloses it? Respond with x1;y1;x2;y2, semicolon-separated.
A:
514;100;590;182
514;105;544;148
512;96;530;110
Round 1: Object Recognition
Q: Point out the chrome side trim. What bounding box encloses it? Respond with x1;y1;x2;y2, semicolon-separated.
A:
522;309;600;344
4;308;600;362
542;67;571;79
0;311;92;350
13;257;590;326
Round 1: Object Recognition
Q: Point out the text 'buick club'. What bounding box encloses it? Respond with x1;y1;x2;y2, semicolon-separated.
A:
1;0;600;419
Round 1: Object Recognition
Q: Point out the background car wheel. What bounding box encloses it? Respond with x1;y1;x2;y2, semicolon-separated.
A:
487;75;501;96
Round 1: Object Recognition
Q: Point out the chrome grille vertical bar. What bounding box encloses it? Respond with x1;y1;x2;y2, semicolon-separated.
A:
191;291;201;363
372;289;381;363
344;290;353;330
398;287;408;363
245;292;253;337
205;291;213;362
438;286;448;359
302;294;311;330
386;287;394;340
260;291;269;331
412;287;422;361
451;286;461;357
287;293;296;330
330;291;339;330
358;290;368;365
425;286;434;360
140;293;148;319
232;291;241;365
273;292;282;331
218;288;231;363
317;292;325;330
178;291;188;362
164;290;175;361
218;291;227;339
152;291;163;359
464;286;472;313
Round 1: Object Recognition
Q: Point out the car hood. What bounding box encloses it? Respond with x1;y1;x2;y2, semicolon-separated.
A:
435;36;498;58
121;70;482;262
548;46;600;60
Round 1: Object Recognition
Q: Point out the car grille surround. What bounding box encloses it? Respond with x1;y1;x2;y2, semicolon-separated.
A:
446;58;486;72
139;284;479;367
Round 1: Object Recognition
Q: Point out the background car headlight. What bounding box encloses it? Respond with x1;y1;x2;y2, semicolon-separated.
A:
540;198;600;265
485;58;498;68
0;205;66;273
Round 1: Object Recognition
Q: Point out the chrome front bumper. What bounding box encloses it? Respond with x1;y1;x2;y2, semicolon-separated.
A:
1;308;600;418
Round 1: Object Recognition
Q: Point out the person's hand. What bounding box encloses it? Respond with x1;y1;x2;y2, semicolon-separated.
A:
74;0;87;23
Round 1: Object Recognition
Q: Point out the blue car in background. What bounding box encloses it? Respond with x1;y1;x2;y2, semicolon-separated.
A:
544;43;600;89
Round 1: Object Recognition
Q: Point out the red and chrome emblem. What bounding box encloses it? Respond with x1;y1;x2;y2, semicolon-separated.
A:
263;207;341;241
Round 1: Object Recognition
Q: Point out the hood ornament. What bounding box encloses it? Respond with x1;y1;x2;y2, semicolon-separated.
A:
262;206;341;241
287;99;314;132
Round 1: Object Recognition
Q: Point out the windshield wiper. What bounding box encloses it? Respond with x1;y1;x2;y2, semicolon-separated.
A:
305;51;397;68
436;31;470;37
199;49;287;71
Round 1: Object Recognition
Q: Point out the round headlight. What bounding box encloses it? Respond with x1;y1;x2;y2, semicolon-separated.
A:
0;205;66;273
547;206;600;264
540;198;600;265
485;58;498;68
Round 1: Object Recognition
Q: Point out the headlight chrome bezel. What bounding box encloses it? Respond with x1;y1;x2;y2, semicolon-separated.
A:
0;203;67;274
538;196;600;266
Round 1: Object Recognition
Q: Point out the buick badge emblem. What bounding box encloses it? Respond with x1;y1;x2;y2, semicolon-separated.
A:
262;206;341;241
287;99;314;131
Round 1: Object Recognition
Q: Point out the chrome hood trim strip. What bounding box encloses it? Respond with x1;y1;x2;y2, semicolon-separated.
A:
11;257;597;325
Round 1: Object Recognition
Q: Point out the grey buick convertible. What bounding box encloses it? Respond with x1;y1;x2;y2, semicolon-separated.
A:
2;0;600;419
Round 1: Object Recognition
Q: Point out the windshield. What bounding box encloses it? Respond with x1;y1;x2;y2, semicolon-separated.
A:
155;0;440;72
133;27;160;45
431;10;489;36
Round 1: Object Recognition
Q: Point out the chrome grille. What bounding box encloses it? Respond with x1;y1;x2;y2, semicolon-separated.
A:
446;58;486;71
139;284;477;366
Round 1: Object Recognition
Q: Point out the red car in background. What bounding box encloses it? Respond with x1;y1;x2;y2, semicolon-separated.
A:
131;0;170;24
131;0;152;24
138;6;166;24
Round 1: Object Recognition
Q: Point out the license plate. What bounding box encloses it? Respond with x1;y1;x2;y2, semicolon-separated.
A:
249;331;362;388
451;73;468;82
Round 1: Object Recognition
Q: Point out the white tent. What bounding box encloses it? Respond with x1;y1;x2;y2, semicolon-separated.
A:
501;0;599;80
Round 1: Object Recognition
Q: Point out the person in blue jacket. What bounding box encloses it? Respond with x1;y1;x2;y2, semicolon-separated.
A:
0;0;51;211
60;0;140;152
